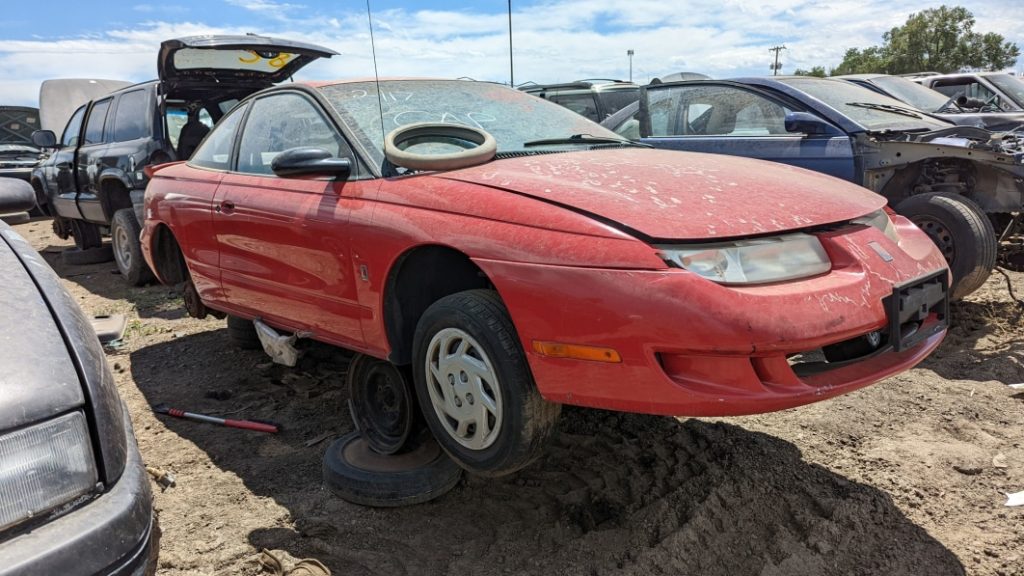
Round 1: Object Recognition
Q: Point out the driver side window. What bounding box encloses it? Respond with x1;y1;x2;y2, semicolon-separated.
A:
649;86;791;136
236;93;348;176
62;105;87;147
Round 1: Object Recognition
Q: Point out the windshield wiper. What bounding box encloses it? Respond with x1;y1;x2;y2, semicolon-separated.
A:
523;133;650;148
846;102;923;119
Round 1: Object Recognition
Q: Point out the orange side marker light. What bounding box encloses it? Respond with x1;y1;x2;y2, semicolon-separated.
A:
532;341;622;363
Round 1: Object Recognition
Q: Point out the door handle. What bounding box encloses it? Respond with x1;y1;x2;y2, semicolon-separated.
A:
217;200;235;214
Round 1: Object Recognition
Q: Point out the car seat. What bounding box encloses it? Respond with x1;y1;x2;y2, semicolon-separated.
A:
176;107;210;160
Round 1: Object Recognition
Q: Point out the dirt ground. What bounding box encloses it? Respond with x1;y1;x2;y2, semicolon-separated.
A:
13;218;1024;576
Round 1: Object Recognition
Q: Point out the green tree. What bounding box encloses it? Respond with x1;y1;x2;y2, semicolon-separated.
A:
831;5;1019;74
793;65;829;77
831;47;889;75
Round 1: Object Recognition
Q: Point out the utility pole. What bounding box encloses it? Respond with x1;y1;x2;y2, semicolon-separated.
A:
769;45;787;76
627;49;634;82
508;0;514;86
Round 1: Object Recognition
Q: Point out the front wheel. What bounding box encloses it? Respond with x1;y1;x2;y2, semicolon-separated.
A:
895;192;996;300
111;208;155;286
412;289;560;477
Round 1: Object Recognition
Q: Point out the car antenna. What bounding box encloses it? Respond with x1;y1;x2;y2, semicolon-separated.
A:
365;0;387;147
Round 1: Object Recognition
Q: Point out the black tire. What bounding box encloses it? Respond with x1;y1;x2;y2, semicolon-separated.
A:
348;354;424;455
412;289;561;477
895;192;997;300
62;245;114;265
112;208;155;286
226;315;262;350
70;219;103;250
323;431;462;507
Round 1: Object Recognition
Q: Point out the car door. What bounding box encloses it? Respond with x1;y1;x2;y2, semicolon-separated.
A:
75;96;112;224
637;83;857;181
213;91;366;346
173;101;249;304
47;105;87;220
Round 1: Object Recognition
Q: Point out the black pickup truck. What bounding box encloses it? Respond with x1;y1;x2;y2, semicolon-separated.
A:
31;34;335;284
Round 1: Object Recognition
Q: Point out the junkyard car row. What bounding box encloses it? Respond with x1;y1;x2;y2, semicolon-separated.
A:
602;76;1024;300
3;30;1024;574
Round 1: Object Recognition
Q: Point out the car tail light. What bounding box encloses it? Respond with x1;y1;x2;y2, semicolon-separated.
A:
0;411;98;532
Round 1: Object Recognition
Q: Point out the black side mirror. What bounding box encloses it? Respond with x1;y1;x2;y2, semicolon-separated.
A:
271;147;351;178
31;130;58;148
0;178;37;215
784;111;835;136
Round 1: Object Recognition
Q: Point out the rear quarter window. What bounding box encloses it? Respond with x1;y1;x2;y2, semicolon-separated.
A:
112;89;150;142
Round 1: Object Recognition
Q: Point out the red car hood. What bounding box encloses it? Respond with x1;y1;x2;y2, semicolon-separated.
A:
439;148;885;240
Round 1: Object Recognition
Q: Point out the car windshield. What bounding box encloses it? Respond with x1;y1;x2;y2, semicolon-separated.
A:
599;88;640;117
318;79;618;164
868;76;951;112
781;78;951;131
985;74;1024;109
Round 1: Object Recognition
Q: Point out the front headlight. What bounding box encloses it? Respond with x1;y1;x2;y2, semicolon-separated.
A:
852;209;899;242
0;411;98;532
657;233;831;285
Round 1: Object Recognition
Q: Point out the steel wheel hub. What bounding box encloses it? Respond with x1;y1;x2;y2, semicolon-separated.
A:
916;218;956;262
424;328;502;451
113;224;132;271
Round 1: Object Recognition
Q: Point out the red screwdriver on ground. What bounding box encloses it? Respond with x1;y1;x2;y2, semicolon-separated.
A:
152;403;280;433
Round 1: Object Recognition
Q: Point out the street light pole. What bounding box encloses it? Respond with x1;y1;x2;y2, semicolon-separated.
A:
627;49;634;82
508;0;514;86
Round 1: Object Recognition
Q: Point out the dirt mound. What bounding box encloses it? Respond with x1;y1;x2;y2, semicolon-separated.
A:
435;411;962;576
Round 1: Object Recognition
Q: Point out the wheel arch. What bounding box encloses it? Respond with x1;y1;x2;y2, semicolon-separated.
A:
383;244;494;365
874;156;1018;214
149;222;189;285
98;174;134;221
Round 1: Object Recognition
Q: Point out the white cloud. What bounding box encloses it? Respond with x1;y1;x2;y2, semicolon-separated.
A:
0;1;1020;107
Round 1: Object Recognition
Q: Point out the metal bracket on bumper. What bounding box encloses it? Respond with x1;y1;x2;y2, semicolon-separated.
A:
884;269;948;352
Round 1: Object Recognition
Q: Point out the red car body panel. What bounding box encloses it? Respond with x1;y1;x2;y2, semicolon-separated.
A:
438;149;887;240
142;103;948;417
475;217;945;415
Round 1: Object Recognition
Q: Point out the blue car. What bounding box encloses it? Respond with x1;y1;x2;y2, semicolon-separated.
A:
602;76;1024;299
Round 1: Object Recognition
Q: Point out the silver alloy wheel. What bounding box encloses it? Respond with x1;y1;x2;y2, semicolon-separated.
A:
113;223;132;273
424;327;503;450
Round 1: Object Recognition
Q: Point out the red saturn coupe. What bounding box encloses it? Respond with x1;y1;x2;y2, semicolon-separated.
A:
142;76;949;476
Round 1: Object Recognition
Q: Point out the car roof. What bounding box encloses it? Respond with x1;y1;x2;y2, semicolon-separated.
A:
303;77;512;89
834;73;886;81
518;79;638;93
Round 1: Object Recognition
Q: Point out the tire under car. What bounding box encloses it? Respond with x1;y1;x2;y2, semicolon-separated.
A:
895;192;997;300
322;431;462;507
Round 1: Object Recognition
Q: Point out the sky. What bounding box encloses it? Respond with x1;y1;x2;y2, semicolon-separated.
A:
0;1;1021;106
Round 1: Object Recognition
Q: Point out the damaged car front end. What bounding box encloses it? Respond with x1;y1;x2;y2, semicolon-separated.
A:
603;76;1024;299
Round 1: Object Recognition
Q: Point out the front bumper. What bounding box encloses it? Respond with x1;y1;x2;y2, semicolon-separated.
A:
479;220;949;416
0;167;33;182
0;411;157;576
